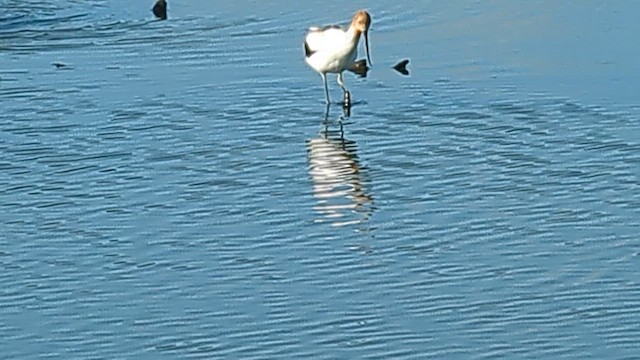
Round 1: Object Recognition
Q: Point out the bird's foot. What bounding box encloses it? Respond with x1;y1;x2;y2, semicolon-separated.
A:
343;91;351;108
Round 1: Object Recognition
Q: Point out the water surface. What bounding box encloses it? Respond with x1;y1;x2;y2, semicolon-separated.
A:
1;1;639;359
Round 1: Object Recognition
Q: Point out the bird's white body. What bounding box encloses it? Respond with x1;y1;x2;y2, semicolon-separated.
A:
303;10;372;104
305;26;359;74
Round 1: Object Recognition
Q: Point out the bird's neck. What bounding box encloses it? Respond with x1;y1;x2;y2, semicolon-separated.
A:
346;26;362;46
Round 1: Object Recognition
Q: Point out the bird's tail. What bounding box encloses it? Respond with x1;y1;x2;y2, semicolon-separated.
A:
347;59;369;78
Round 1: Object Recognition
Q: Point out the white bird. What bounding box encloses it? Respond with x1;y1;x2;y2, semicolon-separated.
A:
304;10;372;105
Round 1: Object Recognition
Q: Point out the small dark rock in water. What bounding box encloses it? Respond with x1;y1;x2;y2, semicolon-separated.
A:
152;0;167;20
350;59;369;78
393;59;410;76
52;62;72;69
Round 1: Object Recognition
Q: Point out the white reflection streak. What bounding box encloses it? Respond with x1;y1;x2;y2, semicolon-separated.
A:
307;119;373;227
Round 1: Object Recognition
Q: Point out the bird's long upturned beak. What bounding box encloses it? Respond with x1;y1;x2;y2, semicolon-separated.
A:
364;31;372;66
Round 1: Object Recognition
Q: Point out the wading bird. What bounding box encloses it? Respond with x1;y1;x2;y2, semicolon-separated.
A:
304;10;372;105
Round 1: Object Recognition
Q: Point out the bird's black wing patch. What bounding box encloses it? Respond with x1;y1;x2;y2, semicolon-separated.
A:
313;25;341;32
304;41;315;57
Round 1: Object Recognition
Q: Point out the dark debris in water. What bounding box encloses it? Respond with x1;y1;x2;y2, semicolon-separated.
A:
351;59;369;78
52;62;73;70
152;0;167;20
393;59;410;76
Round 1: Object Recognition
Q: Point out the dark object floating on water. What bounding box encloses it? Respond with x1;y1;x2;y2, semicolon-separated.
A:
52;62;72;69
350;59;369;78
393;59;410;76
152;0;167;20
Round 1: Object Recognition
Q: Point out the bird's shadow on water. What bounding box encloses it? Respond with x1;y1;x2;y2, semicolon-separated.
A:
305;104;376;233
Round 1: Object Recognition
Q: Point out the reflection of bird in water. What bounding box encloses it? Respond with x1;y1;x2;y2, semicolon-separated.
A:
306;109;374;227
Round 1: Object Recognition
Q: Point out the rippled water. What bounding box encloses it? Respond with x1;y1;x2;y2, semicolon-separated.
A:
2;1;639;359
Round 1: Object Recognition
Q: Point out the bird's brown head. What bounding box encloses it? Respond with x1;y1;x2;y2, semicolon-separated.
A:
352;10;371;33
352;10;372;65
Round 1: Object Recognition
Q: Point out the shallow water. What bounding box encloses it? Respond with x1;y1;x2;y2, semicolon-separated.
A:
1;1;639;359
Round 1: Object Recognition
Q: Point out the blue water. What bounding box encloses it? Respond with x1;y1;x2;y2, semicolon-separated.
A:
1;1;639;359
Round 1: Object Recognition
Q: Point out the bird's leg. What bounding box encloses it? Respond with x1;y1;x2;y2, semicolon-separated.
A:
321;73;330;104
337;72;350;107
337;72;348;93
